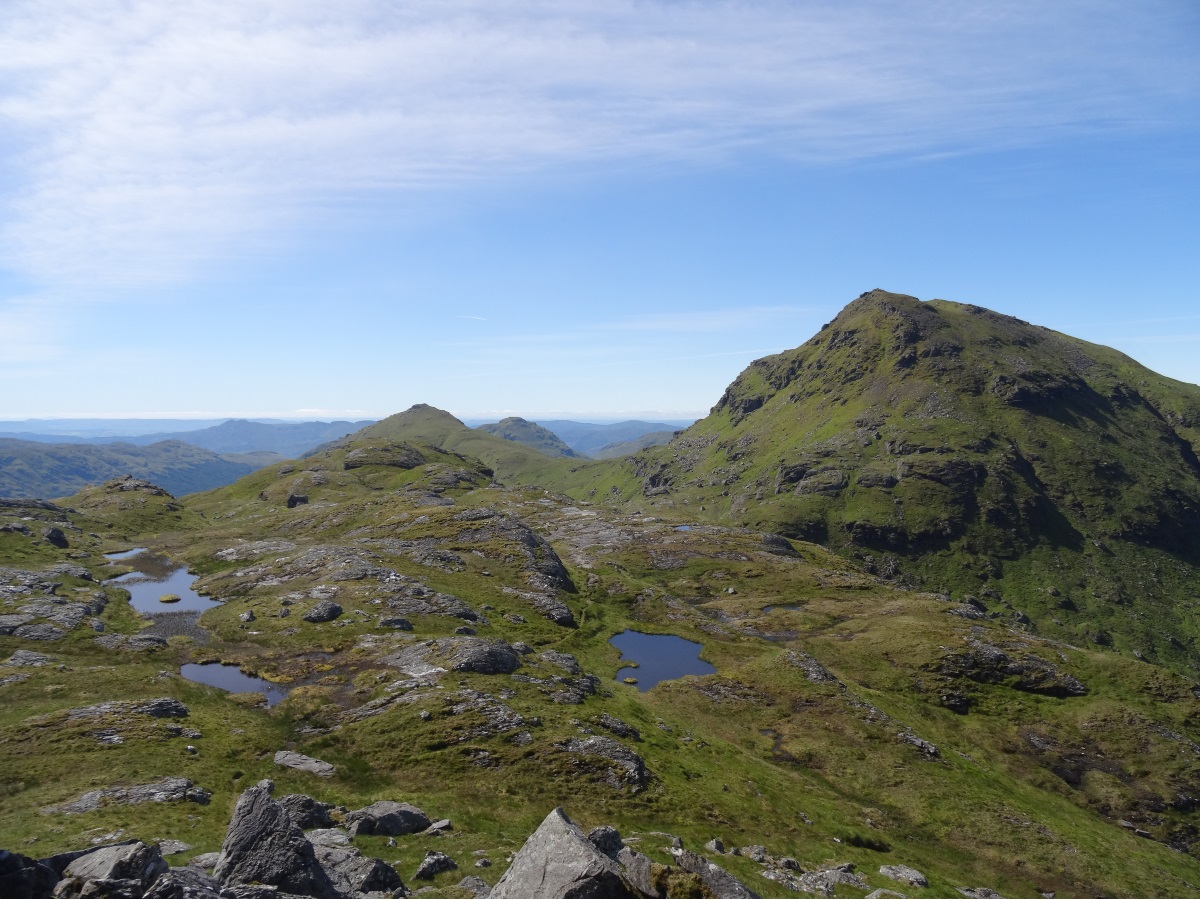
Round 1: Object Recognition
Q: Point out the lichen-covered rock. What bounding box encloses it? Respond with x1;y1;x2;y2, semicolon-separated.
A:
344;800;430;837
212;780;338;898
490;808;633;898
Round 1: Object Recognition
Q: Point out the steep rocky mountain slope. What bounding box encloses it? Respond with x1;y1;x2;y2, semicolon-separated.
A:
476;417;579;458
585;290;1200;671
0;438;280;499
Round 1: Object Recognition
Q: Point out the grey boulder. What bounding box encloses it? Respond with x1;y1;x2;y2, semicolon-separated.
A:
143;866;221;898
0;848;59;898
303;601;343;623
489;807;634;898
344;800;430;837
312;844;405;896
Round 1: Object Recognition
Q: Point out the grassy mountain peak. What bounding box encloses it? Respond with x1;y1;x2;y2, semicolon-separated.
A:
591;289;1200;668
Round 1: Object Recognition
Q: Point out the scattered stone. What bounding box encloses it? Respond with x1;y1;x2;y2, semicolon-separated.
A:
413;850;457;880
593;713;641;742
490;808;634;898
378;616;413;630
704;838;724;854
880;864;928;887
273;751;336;778
458;874;490;897
455;625;477;635
302;601;342;623
344;800;431;837
3;649;53;666
511;642;533;654
212;779;337;898
156;841;192;857
795;863;869;896
741;845;768;863
68;698;188;720
540;650;582;675
669;848;758;898
12;623;66;641
239;611;255;623
866;891;908;899
425;819;452;835
958;890;1004;899
474;858;492;869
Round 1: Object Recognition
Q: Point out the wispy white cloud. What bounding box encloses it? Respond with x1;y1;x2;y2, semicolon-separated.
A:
0;0;1194;291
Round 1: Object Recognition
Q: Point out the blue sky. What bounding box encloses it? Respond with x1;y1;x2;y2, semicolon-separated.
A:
0;1;1197;421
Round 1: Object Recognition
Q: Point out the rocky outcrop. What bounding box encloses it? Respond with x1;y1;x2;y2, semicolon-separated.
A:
489;807;634;898
880;863;928;887
668;848;758;898
212;780;338;898
43;777;211;814
384;637;521;678
558;737;651;792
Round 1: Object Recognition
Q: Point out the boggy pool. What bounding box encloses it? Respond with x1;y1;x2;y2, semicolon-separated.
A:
180;663;290;707
610;630;716;691
104;549;219;614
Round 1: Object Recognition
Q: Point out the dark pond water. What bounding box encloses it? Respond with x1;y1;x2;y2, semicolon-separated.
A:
180;663;289;707
104;550;219;614
763;604;802;613
611;630;716;691
673;525;692;531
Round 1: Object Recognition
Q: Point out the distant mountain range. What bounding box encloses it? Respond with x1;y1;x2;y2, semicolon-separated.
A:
0;438;280;499
0;419;374;458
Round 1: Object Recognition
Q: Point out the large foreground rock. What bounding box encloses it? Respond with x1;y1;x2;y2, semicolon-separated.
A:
0;848;59;897
57;841;169;897
212;780;338;898
489;807;634;898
